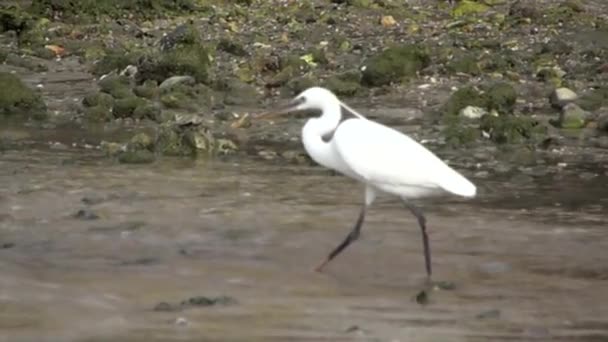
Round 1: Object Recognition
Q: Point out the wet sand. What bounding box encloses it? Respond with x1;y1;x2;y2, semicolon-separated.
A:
1;146;607;342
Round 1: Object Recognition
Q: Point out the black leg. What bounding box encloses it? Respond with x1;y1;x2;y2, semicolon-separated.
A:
402;201;432;278
314;204;367;272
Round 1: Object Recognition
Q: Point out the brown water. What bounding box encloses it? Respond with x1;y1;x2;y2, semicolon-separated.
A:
1;138;608;341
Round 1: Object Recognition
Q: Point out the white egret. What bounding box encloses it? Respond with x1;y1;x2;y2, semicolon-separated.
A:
256;87;476;278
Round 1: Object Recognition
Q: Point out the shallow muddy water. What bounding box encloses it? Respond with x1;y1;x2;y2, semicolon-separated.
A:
1;130;607;342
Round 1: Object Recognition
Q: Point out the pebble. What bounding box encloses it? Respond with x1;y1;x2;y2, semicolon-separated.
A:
550;87;578;109
73;209;99;220
460;105;488;119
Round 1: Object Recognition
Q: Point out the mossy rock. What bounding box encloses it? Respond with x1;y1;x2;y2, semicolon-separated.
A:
155;122;215;157
577;86;608;111
446;54;481;75
0;72;47;120
323;71;362;96
220;79;260;106
98;74;134;99
361;44;430;87
452;0;490;18
484;82;517;114
285;74;317;95
442;115;480;146
217;38;247;57
137;23;211;84
479;115;545;144
136;45;211;84
82;91;114;108
91;50;143;77
442;86;487;117
133;80;159;99
443;82;517;117
112;96;148;118
159;83;214;110
133;103;163;121
84;105;112;122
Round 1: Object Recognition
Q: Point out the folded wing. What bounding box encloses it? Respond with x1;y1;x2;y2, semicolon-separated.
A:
332;119;476;198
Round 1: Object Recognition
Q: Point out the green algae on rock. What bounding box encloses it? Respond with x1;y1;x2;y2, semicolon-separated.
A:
451;0;490;18
443;82;517;117
361;44;430;87
98;74;134;99
323;70;362;97
0;72;47;120
479;114;546;145
136;23;212;85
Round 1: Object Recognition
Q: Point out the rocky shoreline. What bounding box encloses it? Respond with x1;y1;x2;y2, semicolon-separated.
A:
1;0;608;176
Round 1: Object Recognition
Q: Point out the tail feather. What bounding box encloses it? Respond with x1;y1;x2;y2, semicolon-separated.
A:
437;168;477;198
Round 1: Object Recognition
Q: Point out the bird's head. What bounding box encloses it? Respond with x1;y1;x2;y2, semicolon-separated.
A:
255;87;339;120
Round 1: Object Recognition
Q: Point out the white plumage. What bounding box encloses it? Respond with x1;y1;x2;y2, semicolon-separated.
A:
257;87;477;278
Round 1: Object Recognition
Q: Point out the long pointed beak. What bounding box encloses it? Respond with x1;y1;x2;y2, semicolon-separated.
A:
253;97;305;121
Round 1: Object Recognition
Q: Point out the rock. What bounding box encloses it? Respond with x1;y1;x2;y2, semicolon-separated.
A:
597;110;608;133
285;75;317;96
550;87;578;109
0;72;47;120
74;209;99;220
112;96;148;118
480;114;545;144
442;86;486;116
484;82;517;115
82;91;114;108
133;103;163;121
559;103;588;129
156;120;215;157
216;139;238;155
577;86;608;111
452;0;489;17
137;24;211;84
442;116;480;146
133;80;159;99
217;38;248;57
91;50;142;77
446;54;481;76
159;75;195;91
361;44;430;87
221;79;260;106
160;83;215;110
128;133;154;151
508;0;540;19
85;105;113;122
459;106;487;119
98;74;134;99
323;71;362;96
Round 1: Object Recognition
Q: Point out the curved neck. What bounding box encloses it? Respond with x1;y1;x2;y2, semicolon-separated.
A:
309;101;342;136
301;101;348;173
